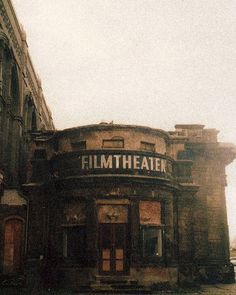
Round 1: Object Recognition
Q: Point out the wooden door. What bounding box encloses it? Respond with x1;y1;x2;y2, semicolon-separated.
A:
99;223;128;275
3;219;24;274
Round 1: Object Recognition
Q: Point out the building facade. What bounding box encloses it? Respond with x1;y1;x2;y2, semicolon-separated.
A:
0;0;54;286
0;0;236;291
22;123;236;290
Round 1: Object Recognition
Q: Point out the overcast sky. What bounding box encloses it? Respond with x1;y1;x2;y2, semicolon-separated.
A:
12;0;236;242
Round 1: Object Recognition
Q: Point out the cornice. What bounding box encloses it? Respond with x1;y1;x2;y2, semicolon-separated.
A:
0;1;22;61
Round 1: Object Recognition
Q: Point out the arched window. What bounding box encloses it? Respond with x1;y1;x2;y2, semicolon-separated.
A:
23;96;37;131
3;218;24;274
10;65;20;115
31;110;37;131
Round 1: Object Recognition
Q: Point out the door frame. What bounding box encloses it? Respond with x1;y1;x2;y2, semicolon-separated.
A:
2;216;25;274
98;223;130;275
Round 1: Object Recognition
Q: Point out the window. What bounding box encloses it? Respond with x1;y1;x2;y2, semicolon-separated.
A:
139;201;163;259
71;140;86;151
140;141;155;152
103;138;124;148
63;202;87;264
63;226;86;264
3;218;24;273
142;226;162;258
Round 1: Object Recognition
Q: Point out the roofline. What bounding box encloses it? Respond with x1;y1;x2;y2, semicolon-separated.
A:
55;123;171;141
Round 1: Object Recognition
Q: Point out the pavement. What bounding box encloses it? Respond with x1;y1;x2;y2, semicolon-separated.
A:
196;283;236;294
1;285;236;294
1;283;236;294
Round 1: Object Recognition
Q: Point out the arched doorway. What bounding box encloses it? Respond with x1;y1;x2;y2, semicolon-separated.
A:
3;218;24;274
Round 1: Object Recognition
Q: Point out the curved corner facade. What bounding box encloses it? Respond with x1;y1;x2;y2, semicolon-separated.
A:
21;124;236;289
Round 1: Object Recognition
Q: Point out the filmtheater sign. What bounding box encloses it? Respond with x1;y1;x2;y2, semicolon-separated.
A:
54;151;173;179
80;153;168;171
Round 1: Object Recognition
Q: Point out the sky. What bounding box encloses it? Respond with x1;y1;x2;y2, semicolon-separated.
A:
12;0;236;242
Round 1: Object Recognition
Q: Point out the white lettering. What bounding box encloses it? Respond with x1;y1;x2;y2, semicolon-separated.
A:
161;159;166;173
81;155;89;169
94;155;100;168
89;155;93;169
101;155;112;168
123;155;132;169
80;153;169;175
149;157;154;171
141;156;149;170
155;158;161;171
133;156;140;169
114;155;121;168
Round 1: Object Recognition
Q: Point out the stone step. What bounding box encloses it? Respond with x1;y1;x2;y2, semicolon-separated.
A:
89;287;151;294
95;275;138;284
87;275;152;294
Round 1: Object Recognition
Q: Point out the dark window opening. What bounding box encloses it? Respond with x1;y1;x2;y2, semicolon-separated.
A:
31;111;37;131
103;138;124;148
140;141;155;152
63;226;86;264
142;226;162;258
71;140;86;151
53;140;59;152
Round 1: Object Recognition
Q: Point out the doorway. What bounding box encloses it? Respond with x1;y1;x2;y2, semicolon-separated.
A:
99;223;128;275
3;218;24;274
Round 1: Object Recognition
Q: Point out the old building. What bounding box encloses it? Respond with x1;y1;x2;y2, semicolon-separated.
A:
0;0;54;285
0;0;236;292
22;123;236;290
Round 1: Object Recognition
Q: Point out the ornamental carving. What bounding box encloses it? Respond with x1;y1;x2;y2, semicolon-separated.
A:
64;202;86;225
98;205;128;223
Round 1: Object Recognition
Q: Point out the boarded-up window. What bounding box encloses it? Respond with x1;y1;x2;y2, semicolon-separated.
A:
140;141;155;152
3;219;24;274
140;201;163;258
139;201;161;225
71;141;86;151
103;138;124;148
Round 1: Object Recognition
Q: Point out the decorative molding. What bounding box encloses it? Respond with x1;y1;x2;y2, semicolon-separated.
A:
0;1;22;60
13;114;23;124
26;68;39;105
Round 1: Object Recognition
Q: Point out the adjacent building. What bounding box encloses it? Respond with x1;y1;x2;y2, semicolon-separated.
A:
0;0;54;286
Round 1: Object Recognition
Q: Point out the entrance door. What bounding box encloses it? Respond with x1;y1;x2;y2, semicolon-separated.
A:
3;219;24;274
99;224;128;275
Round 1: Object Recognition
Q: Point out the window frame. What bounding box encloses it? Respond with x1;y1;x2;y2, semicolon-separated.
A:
102;137;124;149
140;225;164;262
62;224;87;266
2;216;25;274
140;141;155;153
71;140;87;151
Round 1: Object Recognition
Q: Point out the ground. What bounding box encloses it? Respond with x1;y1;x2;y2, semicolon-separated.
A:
1;284;236;295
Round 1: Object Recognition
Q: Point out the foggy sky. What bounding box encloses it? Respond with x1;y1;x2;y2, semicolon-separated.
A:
12;0;236;242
